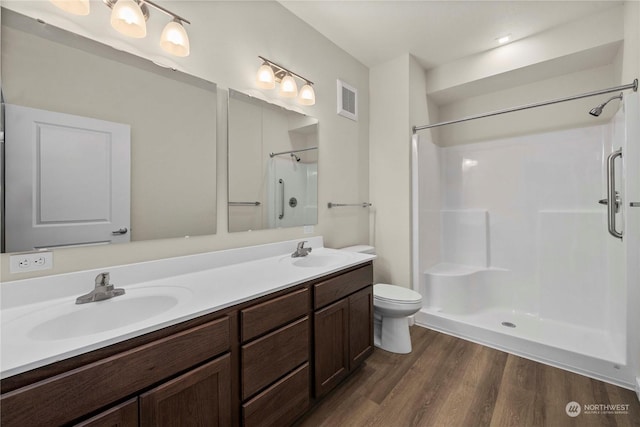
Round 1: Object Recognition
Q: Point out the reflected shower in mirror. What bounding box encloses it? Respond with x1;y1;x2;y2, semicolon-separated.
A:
228;89;318;232
1;9;217;252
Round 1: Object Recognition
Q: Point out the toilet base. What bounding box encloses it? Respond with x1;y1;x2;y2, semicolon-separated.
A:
374;312;412;354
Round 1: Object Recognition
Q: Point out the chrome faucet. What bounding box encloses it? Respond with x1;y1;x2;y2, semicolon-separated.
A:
76;272;125;304
291;241;312;258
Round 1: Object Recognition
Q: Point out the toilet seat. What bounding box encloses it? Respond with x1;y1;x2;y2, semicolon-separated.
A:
374;284;422;304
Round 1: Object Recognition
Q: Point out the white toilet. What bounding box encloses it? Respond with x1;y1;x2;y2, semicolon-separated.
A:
342;245;423;354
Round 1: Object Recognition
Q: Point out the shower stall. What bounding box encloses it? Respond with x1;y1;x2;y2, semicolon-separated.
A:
412;81;640;390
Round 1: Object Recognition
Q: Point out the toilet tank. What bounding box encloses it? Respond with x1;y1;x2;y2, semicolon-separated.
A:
341;245;376;255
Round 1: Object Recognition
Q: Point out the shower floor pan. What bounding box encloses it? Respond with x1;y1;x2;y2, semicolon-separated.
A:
415;307;633;389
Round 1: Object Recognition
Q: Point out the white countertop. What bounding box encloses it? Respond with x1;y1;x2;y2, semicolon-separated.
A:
1;238;375;379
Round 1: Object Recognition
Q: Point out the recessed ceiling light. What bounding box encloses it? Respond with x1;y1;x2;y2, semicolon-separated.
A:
497;34;511;44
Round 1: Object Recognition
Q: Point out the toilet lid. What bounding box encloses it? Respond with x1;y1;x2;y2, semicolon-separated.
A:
374;284;422;303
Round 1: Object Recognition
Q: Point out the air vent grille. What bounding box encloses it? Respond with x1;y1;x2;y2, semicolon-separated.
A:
337;79;358;121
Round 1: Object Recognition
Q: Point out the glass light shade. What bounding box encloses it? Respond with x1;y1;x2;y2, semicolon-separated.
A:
279;73;298;98
256;63;275;89
298;83;315;106
49;0;90;15
110;0;147;39
160;20;190;57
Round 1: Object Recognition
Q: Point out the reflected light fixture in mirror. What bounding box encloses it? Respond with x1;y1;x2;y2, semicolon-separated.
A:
52;0;192;57
256;56;315;106
110;0;147;38
160;19;190;57
49;0;90;16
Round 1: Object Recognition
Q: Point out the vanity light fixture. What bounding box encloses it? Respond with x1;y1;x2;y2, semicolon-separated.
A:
256;61;276;89
109;0;147;38
257;56;315;106
49;0;90;16
160;18;190;57
279;73;298;98
105;0;191;55
299;82;316;106
52;0;192;56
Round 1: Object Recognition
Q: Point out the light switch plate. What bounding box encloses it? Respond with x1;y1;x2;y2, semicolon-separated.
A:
303;225;314;234
10;252;53;273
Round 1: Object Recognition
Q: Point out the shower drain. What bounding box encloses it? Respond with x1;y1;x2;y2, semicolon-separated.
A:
501;321;517;328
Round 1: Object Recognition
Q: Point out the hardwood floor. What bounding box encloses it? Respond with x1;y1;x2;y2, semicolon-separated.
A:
298;327;640;427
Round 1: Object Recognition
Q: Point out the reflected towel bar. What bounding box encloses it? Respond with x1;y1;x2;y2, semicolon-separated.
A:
229;201;261;206
328;202;372;208
270;146;318;158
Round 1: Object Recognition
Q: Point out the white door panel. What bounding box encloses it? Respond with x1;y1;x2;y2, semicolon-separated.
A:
5;104;130;252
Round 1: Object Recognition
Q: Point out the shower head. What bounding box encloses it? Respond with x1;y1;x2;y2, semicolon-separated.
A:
290;153;301;162
589;93;623;117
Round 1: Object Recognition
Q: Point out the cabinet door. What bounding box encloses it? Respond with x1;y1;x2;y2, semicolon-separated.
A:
349;286;374;369
139;354;231;427
314;298;349;398
74;398;138;427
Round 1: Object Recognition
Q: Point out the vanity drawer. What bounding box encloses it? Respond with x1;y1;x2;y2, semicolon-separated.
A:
242;363;310;427
241;316;309;400
314;263;373;309
241;287;309;342
0;316;230;427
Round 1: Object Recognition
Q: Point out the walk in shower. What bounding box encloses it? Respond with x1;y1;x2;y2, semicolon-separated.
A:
412;81;640;390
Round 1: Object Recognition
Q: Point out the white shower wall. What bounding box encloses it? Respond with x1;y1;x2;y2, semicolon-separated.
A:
438;122;625;333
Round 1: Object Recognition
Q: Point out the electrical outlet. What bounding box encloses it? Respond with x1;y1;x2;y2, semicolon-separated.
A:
303;225;314;234
10;252;53;273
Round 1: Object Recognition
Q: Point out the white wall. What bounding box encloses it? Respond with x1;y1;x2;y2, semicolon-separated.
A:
369;55;411;287
1;1;370;280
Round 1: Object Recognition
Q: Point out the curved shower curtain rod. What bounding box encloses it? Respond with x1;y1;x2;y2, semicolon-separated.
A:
412;78;638;134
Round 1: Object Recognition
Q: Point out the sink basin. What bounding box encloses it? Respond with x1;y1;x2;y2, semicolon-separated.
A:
280;250;354;268
292;254;348;268
12;286;192;341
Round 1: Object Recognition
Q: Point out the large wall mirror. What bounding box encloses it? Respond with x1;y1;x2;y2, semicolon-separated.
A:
228;89;318;232
1;9;217;253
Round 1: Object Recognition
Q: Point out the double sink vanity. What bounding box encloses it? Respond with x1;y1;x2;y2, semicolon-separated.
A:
0;237;375;426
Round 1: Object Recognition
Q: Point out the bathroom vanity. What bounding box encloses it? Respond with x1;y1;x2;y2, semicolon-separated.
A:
0;239;374;426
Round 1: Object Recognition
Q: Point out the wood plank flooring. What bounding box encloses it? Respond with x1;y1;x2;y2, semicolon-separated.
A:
298;327;640;427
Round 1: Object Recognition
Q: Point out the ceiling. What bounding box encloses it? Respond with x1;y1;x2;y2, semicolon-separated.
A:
279;0;623;70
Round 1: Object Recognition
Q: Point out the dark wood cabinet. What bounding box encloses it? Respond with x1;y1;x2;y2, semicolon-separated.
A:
241;317;309;400
242;363;310;427
349;286;374;367
314;298;350;397
0;317;231;427
1;262;373;427
313;265;374;398
74;398;138;427
240;286;311;425
139;354;231;427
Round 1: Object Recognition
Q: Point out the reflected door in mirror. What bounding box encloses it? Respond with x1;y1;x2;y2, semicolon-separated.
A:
4;104;131;252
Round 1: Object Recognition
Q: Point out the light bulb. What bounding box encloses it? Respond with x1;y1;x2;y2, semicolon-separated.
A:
110;0;147;39
256;62;275;89
298;83;315;106
161;19;190;57
279;73;298;98
49;0;90;15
